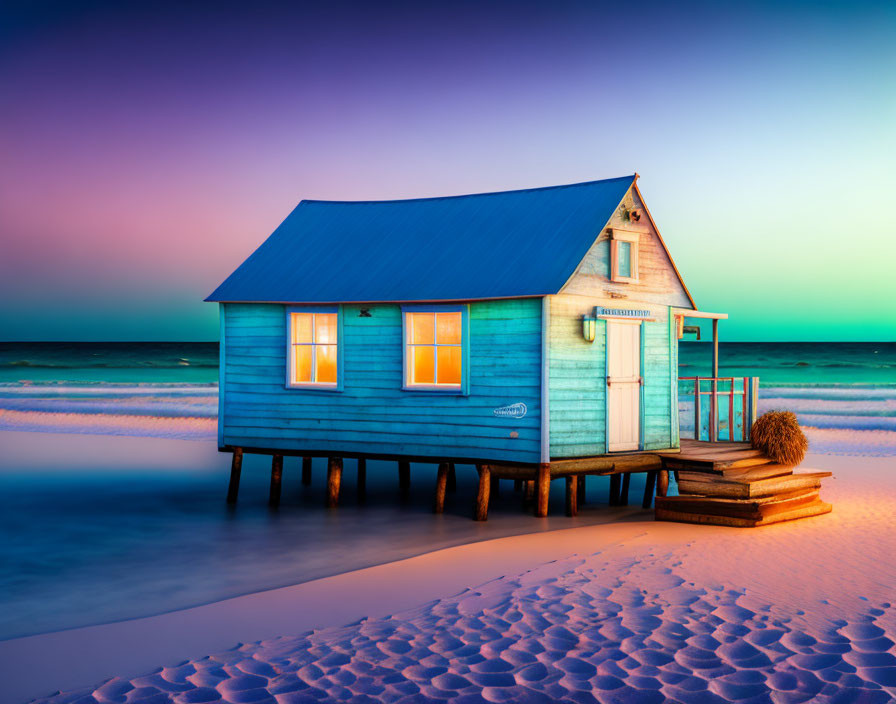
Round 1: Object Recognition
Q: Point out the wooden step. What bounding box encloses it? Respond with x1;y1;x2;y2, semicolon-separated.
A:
656;489;819;520
655;498;832;527
678;464;794;483
663;452;772;472
677;471;832;499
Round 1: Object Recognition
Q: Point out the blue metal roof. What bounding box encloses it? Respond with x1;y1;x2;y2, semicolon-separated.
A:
206;175;636;303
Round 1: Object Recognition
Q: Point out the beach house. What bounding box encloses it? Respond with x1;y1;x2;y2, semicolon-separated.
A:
207;174;741;518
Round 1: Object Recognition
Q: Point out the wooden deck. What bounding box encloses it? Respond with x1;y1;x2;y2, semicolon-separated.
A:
222;440;833;525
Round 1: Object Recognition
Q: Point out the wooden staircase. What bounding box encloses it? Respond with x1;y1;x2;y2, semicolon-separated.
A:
654;440;832;527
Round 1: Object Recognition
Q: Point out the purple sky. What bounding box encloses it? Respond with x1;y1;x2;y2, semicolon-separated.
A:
1;0;894;340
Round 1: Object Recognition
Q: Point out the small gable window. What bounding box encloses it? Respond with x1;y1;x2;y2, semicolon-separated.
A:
287;308;341;389
610;230;640;284
402;306;468;392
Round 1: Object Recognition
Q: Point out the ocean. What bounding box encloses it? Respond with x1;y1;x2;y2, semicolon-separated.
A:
1;341;893;439
0;340;893;641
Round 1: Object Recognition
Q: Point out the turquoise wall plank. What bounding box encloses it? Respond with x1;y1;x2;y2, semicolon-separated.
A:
548;296;674;457
221;299;542;463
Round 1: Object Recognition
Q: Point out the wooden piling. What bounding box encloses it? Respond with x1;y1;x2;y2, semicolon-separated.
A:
474;464;491;521
657;469;669;498
535;463;550;517
326;457;343;508
398;460;410;500
301;456;312;486
357;458;366;503
643;470;658;508
609;474;621;506
620;472;631;506
434;462;449;514
577;474;587;505
565;475;578;517
269;454;283;507
447;463;457;492
524;480;535;502
226;447;243;504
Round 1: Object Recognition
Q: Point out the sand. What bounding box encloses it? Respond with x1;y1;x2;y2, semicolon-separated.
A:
2;450;894;704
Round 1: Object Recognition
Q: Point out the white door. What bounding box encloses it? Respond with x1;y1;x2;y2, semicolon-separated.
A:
607;319;642;451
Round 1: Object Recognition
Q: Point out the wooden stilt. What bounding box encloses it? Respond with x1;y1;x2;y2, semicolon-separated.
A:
620;472;631;506
514;479;522;492
326;457;343;508
524;480;535;503
447;463;457;492
609;474;622;506
434;462;449;514
565;475;578;517
398;460;410;500
357;458;366;503
301;456;312;486
577;474;587;505
657;469;669;498
490;474;500;498
474;464;491;521
269;454;283;507
643;470;658;508
226;447;243;504
535;463;550;517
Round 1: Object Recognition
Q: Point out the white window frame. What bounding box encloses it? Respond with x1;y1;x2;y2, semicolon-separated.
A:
609;229;640;284
286;307;341;390
401;306;468;393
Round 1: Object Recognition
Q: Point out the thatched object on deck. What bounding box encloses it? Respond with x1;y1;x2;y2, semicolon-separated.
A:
750;411;808;466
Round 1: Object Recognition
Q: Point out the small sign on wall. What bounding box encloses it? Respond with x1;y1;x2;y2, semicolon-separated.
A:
594;306;651;319
494;403;527;419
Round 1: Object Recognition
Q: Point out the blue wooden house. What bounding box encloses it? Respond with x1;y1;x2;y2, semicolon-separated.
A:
207;174;733;518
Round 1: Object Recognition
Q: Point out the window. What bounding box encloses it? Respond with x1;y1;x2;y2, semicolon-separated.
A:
610;229;640;283
404;309;465;390
288;310;339;388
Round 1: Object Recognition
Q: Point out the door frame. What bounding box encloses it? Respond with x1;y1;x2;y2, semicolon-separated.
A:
604;318;644;453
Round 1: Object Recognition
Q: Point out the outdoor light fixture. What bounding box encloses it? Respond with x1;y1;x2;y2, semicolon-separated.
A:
582;315;597;343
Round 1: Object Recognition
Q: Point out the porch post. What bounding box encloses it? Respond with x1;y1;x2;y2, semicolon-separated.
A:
711;318;719;442
712;318;719;378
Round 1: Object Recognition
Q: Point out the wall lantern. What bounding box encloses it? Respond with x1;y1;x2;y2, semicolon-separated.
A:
582;315;597;343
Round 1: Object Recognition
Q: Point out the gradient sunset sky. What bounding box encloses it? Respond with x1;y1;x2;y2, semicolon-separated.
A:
1;0;893;341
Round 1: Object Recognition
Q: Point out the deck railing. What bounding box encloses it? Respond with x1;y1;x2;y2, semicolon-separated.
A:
678;376;760;442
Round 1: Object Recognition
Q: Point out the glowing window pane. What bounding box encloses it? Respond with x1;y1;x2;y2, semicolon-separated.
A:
436;345;461;385
316;345;337;384
410;313;435;345
314;313;337;345
436;312;462;344
412;346;435;384
617;241;632;278
293;345;312;383
292;313;313;344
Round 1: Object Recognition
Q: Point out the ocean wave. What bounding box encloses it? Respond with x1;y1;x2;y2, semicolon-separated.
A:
0;398;217;418
0;409;216;440
0;383;218;397
1;360;218;369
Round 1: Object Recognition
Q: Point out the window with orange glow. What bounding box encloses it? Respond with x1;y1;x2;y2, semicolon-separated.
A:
289;312;338;386
405;311;462;388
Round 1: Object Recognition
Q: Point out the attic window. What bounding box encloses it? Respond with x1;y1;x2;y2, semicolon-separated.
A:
610;229;640;283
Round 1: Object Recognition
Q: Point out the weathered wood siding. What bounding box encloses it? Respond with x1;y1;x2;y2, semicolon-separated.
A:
548;185;688;457
548;297;675;457
220;298;542;463
561;188;692;308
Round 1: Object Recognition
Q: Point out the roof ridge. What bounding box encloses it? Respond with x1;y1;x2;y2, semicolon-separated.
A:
299;174;637;206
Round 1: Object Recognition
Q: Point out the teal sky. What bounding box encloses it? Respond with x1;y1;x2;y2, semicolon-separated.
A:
1;0;893;341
